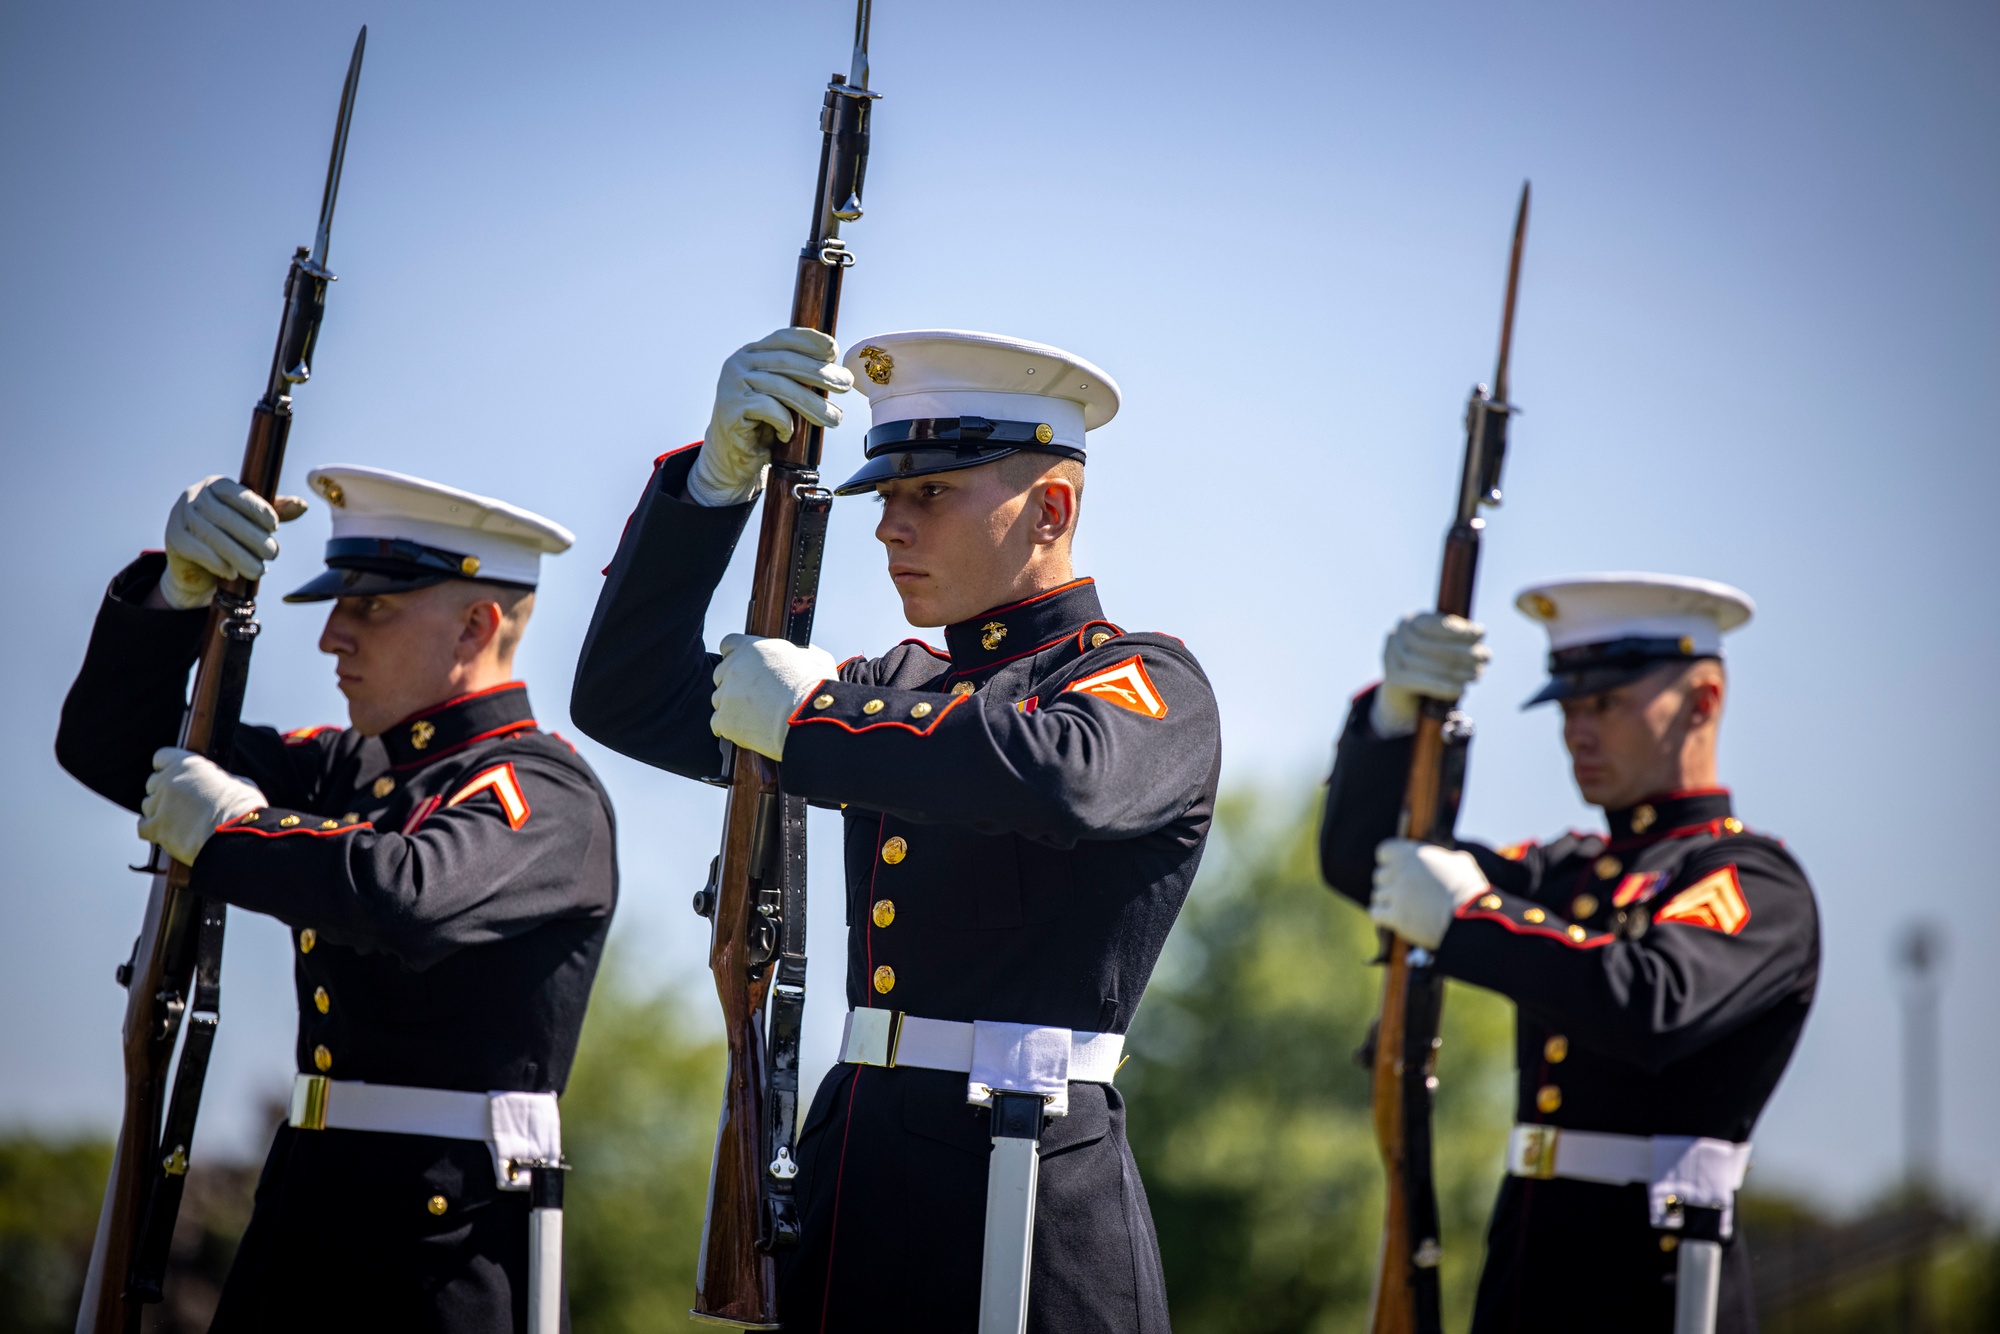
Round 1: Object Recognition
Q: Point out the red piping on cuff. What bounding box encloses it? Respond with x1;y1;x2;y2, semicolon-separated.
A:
1453;905;1614;949
788;685;972;736
216;811;372;839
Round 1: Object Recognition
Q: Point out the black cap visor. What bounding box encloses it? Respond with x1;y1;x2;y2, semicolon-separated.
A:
284;537;534;604
1523;637;1714;707
833;417;1084;496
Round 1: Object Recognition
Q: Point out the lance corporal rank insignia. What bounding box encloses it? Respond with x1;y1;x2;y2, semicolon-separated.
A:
1066;655;1168;719
1653;865;1750;934
445;762;532;830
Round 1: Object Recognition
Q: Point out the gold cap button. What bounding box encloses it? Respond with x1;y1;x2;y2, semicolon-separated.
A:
1523;907;1546;924
1571;894;1599;919
299;928;317;954
880;836;907;865
871;899;895;928
313;986;330;1015
950;681;975;697
1630;803;1657;834
1543;1035;1568;1064
1567;924;1588;942
813;694;835;710
313;1044;332;1072
1478;893;1503;910
1593;856;1621;880
1723;817;1744;834
1090;632;1112;648
872;965;895;994
459;555;481;577
279;814;301;828
1536;1084;1561;1114
373;776;395;798
1659;1234;1679;1253
1034;422;1055;445
862;699;885;715
428;1194;449;1216
910;702;932;719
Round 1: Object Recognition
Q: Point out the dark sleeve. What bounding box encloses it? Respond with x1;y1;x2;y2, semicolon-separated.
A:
781;638;1220;846
1436;838;1818;1071
569;447;755;779
191;749;615;971
1318;687;1415;907
56;553;339;813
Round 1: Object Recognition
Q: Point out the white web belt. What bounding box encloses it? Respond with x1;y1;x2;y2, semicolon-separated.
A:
1507;1123;1753;1236
288;1073;561;1191
838;1010;1124;1118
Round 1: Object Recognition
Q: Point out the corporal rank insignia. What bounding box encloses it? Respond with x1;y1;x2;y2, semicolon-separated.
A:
1652;865;1749;935
1065;655;1168;719
445;762;532;830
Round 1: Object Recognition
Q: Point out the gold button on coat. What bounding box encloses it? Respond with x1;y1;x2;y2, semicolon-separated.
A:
1478;893;1503;910
880;836;907;865
813;694;834;710
1523;907;1546;924
313;1044;332;1072
313;986;330;1014
862;699;885;715
428;1194;449;1216
279;814;301;827
299;928;317;954
871;899;895;928
1659;1235;1679;1253
1536;1084;1561;1114
1571;893;1599;919
1543;1035;1568;1064
373;776;395;798
950;681;975;697
1593;856;1621;880
1090;632;1112;648
909;702;932;719
319;819;339;829
1567;924;1588;942
872;965;896;994
1723;817;1744;834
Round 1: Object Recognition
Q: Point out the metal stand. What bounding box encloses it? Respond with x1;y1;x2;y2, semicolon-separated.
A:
977;1092;1044;1334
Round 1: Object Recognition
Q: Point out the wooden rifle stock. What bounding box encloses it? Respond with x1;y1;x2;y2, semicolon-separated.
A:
1367;184;1529;1334
76;33;364;1332
692;6;876;1326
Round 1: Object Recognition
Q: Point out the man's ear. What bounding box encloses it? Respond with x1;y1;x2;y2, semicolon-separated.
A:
457;598;504;664
1685;674;1725;729
1029;476;1078;547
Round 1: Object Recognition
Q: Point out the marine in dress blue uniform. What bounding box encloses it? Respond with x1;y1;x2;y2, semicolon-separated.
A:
572;330;1218;1332
1320;575;1820;1334
56;466;616;1332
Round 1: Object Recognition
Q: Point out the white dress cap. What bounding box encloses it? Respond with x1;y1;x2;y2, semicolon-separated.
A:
1514;572;1755;705
288;464;575;601
834;330;1120;495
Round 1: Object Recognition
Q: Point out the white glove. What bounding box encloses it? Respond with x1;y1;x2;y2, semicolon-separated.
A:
1370;611;1490;738
138;747;268;866
687;328;853;507
161;476;308;609
1370;838;1489;949
711;633;840;761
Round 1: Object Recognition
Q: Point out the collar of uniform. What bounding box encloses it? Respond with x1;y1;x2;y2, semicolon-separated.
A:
942;578;1105;673
382;682;536;771
1605;788;1732;844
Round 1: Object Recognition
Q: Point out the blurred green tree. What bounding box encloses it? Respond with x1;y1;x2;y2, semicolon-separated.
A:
1121;791;1517;1334
0;1135;110;1333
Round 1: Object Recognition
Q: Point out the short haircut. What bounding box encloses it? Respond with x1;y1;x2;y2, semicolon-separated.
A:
464;581;536;661
996;450;1085;500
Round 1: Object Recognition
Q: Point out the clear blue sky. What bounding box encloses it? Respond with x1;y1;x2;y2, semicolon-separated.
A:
3;0;1995;1216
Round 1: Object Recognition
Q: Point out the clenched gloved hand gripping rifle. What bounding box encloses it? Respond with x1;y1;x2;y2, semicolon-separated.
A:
75;31;366;1334
1367;184;1529;1334
688;3;878;1327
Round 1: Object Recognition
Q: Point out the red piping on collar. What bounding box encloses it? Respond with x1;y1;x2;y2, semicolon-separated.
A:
893;638;950;661
390;719;539;772
1605;816;1734;854
969;576;1095;621
1653;786;1731;801
395;681;529;727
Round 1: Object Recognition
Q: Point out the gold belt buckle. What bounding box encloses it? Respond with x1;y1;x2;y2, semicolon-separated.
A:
1516;1124;1559;1179
294;1074;330;1131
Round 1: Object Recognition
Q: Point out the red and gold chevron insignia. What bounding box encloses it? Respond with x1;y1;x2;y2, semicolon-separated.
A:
1495;840;1534;863
283;724;341;745
1064;655;1168;719
445;762;531;830
1652;866;1750;935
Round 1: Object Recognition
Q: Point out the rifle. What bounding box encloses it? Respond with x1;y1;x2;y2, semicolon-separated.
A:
688;3;878;1326
1366;182;1529;1334
74;31;366;1333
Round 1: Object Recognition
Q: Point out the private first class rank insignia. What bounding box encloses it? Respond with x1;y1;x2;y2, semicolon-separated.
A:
1065;655;1168;719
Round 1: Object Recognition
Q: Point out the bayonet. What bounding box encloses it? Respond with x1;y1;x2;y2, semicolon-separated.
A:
308;27;367;274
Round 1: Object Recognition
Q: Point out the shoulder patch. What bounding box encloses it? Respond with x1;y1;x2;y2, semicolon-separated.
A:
1064;654;1168;719
1495;840;1534;862
1653;865;1750;935
445;761;532;830
284;725;342;745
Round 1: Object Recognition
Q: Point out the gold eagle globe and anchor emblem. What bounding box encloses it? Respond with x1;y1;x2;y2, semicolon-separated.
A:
980;622;1007;651
859;346;894;385
410;720;437;750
